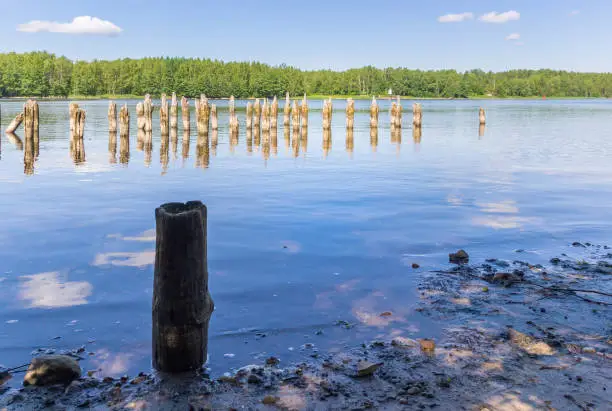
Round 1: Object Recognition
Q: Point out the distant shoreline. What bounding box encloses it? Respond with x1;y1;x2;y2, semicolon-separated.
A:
0;95;609;102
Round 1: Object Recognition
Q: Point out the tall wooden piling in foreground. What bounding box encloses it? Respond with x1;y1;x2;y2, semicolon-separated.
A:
346;98;355;129
271;96;278;129
253;99;261;130
211;104;218;131
479;108;486;125
153;201;214;372
181;97;190;132
108;101;117;133
119;104;130;164
246;102;253;130
370;97;379;128
322;98;332;130
137;103;146;130
160;94;170;136
170;93;178;129
283;92;291;127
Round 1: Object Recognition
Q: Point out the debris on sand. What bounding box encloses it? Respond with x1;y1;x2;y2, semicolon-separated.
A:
356;360;383;377
23;355;81;387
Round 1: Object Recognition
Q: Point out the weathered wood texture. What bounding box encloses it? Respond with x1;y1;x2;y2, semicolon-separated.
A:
370;97;379;128
346;98;355;129
108;101;117;133
170;93;178;129
153;201;214;373
181;97;190;131
5;113;24;134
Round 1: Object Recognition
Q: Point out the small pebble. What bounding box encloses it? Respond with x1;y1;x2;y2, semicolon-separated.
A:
412;263;420;269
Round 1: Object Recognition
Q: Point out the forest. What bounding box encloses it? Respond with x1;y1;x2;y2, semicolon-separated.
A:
1;51;612;99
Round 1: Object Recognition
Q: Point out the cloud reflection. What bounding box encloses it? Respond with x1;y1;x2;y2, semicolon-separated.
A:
19;271;92;308
92;251;155;267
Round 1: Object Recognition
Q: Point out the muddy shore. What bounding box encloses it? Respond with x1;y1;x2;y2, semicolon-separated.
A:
1;243;610;410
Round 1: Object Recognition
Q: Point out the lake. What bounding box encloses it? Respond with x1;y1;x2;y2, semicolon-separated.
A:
1;98;611;380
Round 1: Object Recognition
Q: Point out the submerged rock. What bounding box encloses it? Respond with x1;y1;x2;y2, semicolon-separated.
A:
506;327;554;356
449;250;469;264
23;355;81;386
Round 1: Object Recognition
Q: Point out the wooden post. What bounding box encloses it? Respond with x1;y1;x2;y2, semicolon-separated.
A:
346;98;355;129
119;104;130;164
108;101;117;133
211;104;218;131
144;95;153;133
413;103;422;128
370;97;379;128
70;106;86;164
283;92;291;127
261;99;270;133
322;98;332;130
479;107;486;125
300;94;309;128
229;96;238;133
253;99;261;130
32;100;39;158
291;100;300;131
5;113;24;134
23;100;37;175
396;96;403;129
390;101;398;129
181;97;190;132
160;94;169;136
153;201;214;372
69;103;79;133
170;93;178;129
195;95;210;135
246;102;253;130
270;96;278;130
137;102;146;130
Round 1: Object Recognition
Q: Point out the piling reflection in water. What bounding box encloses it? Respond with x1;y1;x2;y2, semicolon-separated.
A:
323;128;332;157
6;132;24;150
479;124;486;138
196;137;210;169
160;136;169;173
346;128;354;156
271;128;278;156
182;131;190;160
211;129;218;156
170;128;178;159
370;127;378;152
300;126;308;153
413;126;422;145
246;128;253;154
108;131;117;164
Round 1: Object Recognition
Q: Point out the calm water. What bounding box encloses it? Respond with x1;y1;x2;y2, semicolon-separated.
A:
1;98;611;379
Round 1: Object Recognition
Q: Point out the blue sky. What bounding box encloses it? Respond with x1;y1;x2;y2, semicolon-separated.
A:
0;0;608;72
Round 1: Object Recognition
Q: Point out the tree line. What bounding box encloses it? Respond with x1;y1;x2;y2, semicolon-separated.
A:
1;51;612;98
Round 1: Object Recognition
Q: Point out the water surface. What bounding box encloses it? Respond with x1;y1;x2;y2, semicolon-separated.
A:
1;98;611;379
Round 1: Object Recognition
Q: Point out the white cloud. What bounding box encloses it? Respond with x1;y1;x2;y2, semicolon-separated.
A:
569;10;580;16
438;12;474;23
505;33;521;41
17;16;122;35
479;11;521;24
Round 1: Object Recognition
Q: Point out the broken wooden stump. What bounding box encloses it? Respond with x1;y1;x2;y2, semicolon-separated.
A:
283;92;291;127
119;104;130;164
479;107;486;125
5;112;24;134
346;98;355;129
261;99;270;133
137;102;146;130
144;95;153;133
246;102;253;130
70;105;86;164
211;104;218;131
413;103;422;128
181;97;190;132
170;93;178;129
370;97;379;128
291;100;300;131
253;98;261;130
108;101;117;133
270;96;278;130
195;95;210;136
300;95;309;128
229;96;238;133
160;93;169;137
